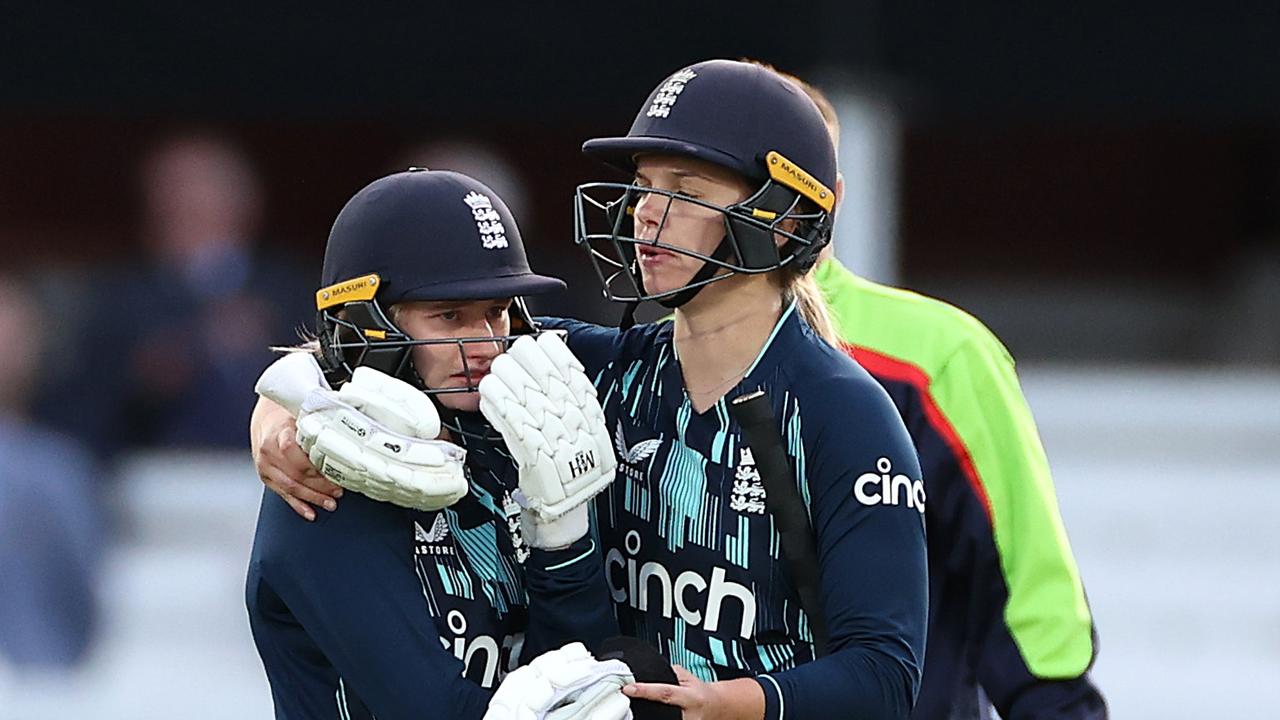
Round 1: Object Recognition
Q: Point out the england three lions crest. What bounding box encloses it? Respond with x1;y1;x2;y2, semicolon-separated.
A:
646;68;697;119
463;191;509;249
729;446;767;515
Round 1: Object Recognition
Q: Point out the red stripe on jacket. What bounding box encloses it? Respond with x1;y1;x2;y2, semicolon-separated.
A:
841;343;993;521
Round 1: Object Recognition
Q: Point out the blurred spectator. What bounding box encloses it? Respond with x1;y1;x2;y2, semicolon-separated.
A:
40;131;311;456
393;139;531;222
0;275;101;668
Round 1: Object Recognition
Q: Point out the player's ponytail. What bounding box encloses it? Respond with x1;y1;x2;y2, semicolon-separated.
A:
783;268;839;347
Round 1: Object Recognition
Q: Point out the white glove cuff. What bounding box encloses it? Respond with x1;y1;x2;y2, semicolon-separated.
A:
520;495;589;551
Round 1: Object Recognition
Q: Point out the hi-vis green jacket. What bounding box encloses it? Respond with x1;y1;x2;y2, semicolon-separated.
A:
814;258;1105;720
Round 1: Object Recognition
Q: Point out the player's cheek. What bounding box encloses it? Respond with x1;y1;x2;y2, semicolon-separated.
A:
411;347;447;389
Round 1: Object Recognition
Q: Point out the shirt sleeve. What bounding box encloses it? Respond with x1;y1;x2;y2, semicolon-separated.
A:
522;535;620;658
246;490;492;720
928;338;1102;718
533;317;622;380
755;374;929;720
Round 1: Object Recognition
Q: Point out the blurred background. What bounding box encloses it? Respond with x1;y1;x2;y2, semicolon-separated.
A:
1;2;1277;718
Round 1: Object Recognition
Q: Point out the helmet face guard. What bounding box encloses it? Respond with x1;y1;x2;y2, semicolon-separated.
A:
573;177;833;306
578;61;840;310
316;292;552;444
311;169;567;441
317;287;540;394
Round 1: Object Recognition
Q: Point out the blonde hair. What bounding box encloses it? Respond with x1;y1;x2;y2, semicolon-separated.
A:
781;268;839;346
739;60;841;345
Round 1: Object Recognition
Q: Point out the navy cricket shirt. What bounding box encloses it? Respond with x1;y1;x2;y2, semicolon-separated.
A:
540;305;929;720
245;414;615;720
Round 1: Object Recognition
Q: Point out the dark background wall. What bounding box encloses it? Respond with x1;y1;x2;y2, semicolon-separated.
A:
3;1;1277;355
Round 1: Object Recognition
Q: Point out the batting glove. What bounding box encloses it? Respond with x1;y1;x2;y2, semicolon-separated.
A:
255;354;469;512
478;333;616;550
484;642;633;720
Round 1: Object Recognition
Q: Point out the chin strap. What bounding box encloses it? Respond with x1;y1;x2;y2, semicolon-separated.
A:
658;236;737;309
619;301;641;331
619;240;724;330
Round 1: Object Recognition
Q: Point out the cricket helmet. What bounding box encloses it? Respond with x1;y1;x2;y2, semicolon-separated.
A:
316;168;565;391
575;59;837;308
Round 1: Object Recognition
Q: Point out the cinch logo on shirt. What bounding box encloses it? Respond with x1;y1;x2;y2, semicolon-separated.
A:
436;609;524;688
854;457;926;513
605;530;757;640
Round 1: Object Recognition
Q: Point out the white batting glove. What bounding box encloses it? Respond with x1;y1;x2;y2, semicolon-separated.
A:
255;355;470;512
254;351;329;417
478;333;616;550
484;642;633;720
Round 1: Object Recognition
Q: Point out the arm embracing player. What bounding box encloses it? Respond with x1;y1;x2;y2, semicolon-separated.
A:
254;330;618;529
255;350;469;511
257;332;630;719
254;340;630;719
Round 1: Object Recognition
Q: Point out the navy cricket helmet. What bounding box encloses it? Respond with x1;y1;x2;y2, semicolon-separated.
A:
316;168;565;391
575;59;837;310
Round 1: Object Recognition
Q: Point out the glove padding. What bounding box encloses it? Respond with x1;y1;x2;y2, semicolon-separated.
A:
255;354;469;512
478;333;616;548
254;351;330;416
484;642;633;720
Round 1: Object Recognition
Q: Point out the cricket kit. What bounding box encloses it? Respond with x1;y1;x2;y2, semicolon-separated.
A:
541;304;930;720
246;412;614;720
